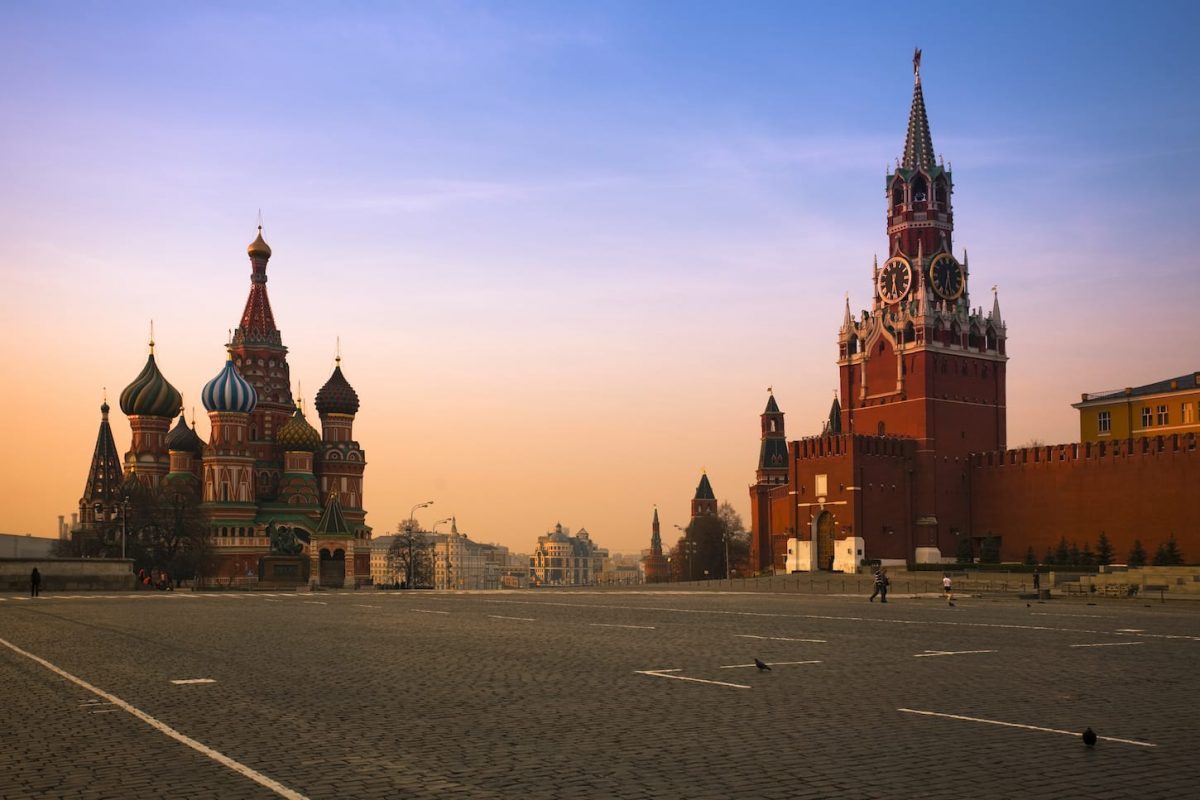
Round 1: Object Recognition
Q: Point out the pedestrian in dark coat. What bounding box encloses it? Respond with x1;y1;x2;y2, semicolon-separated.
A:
30;567;41;597
869;567;889;603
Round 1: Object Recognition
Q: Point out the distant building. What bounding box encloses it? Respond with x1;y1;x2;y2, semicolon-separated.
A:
1073;373;1200;443
640;508;669;583
529;523;608;586
0;533;55;559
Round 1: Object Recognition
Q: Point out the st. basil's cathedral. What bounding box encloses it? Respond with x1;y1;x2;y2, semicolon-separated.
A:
75;228;371;586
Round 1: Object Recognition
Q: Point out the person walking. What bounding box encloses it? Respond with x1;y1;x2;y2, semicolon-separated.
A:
30;567;41;598
1032;570;1041;591
942;573;953;605
869;567;889;603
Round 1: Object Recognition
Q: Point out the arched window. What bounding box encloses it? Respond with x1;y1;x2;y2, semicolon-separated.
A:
935;179;948;206
891;182;904;209
911;175;928;203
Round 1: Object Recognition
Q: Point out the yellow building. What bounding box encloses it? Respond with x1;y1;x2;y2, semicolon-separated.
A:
1073;372;1200;442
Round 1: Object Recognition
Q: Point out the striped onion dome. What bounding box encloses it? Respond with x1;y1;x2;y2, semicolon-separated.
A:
201;353;258;414
277;405;321;452
165;413;204;454
119;348;182;418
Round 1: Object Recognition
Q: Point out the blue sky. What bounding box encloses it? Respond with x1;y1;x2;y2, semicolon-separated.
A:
2;1;1198;549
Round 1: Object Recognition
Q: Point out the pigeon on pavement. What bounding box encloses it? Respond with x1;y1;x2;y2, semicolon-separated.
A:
1082;728;1097;747
754;658;771;671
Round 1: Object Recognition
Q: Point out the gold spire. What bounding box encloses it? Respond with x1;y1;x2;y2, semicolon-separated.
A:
149;320;155;354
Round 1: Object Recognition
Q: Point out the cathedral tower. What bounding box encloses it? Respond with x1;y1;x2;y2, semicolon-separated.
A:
314;354;368;533
229;227;295;501
200;352;258;519
641;506;669;583
691;472;717;519
119;338;182;487
77;399;126;534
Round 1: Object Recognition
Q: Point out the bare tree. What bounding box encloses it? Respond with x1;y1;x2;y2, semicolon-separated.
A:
389;523;434;588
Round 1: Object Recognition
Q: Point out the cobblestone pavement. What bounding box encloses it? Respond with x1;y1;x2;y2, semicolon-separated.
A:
2;589;1198;799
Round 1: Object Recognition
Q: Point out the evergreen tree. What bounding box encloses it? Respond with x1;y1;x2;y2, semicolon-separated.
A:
1095;532;1114;566
1054;537;1070;565
1080;542;1096;568
1128;539;1147;568
1163;535;1184;566
980;536;1001;564
1024;546;1037;566
1042;547;1056;566
1152;542;1170;566
955;536;974;564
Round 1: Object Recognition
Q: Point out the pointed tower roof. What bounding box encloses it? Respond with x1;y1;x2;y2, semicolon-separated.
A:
990;286;1003;326
316;489;351;537
902;48;935;172
764;392;780;414
81;400;126;507
166;412;204;455
233;226;282;347
826;394;843;435
650;506;663;555
694;472;715;500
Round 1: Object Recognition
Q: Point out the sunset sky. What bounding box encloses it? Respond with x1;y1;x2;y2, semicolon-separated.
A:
2;2;1198;554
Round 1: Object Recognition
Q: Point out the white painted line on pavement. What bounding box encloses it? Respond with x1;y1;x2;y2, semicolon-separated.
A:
0;636;310;799
635;669;751;689
897;708;1156;748
737;634;826;643
590;623;656;630
1069;642;1145;648
1030;612;1112;619
483;599;1200;641
719;660;821;669
489;615;535;622
303;601;328;606
170;678;216;685
411;609;450;615
1115;628;1144;632
354;605;382;609
914;649;996;658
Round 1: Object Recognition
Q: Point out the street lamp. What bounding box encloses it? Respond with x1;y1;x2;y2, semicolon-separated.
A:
431;517;452;590
403;501;433;589
120;495;129;561
408;500;433;533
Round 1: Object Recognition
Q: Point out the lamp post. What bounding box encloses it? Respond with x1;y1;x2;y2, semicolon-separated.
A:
120;496;129;561
674;524;695;582
431;517;452;589
404;500;433;588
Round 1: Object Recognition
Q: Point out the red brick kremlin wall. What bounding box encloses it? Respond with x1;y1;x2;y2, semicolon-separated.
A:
969;434;1200;563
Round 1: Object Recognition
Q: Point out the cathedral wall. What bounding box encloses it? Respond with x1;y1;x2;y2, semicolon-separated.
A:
969;434;1200;562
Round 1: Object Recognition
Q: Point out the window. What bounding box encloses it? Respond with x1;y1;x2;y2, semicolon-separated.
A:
1141;407;1152;427
1157;404;1169;426
1097;411;1111;434
1184;403;1195;425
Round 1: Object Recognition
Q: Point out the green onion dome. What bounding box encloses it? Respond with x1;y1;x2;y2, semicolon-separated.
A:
119;347;182;418
315;362;359;416
201;353;258;414
165;413;204;455
277;405;321;452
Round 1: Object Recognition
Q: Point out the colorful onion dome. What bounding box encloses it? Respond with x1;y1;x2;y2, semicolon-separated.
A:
248;226;272;259
201;353;258;414
165;412;204;454
315;360;360;416
277;405;321;451
119;346;182;418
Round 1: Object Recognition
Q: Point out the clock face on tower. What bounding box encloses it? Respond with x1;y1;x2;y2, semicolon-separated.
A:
877;257;912;304
929;253;965;300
